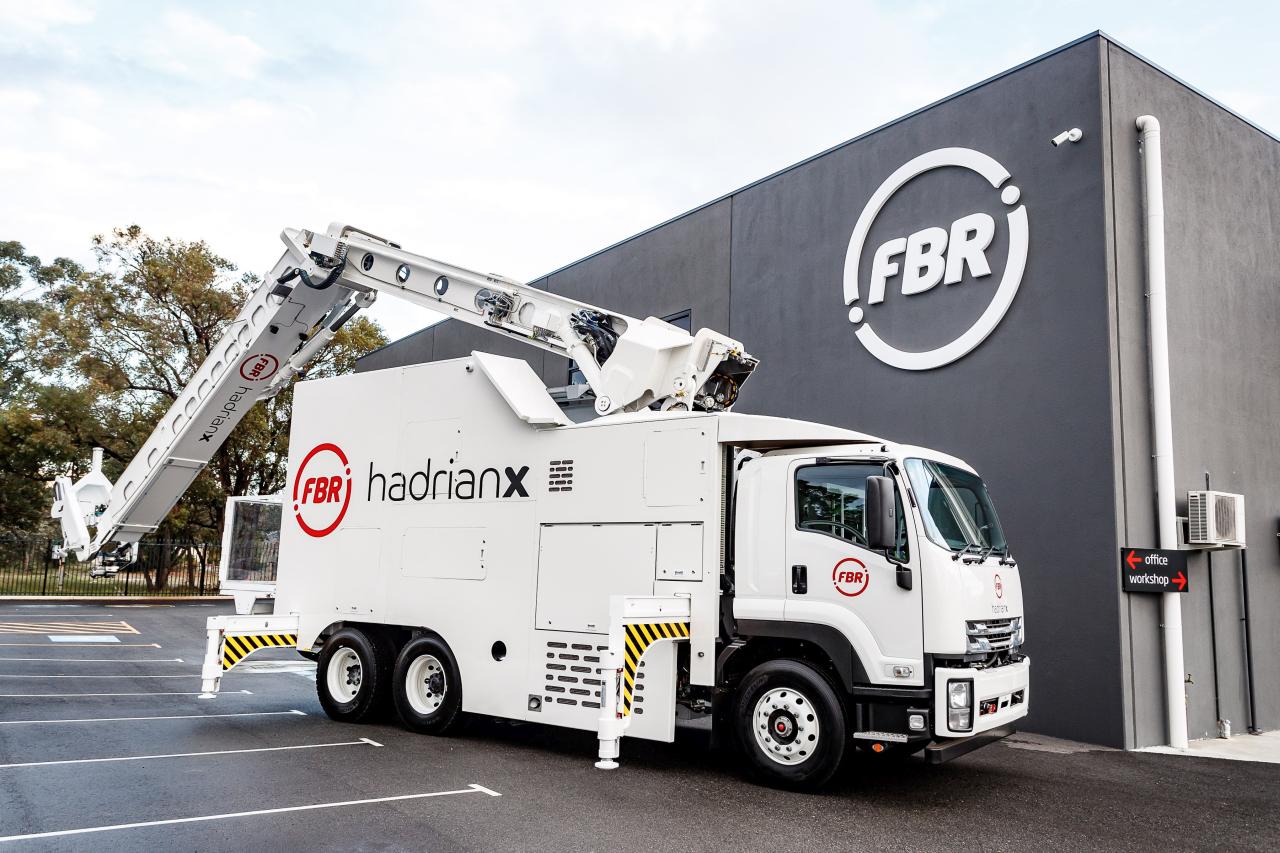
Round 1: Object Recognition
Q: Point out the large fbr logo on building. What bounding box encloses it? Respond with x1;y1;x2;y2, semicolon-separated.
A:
292;442;352;537
843;147;1028;371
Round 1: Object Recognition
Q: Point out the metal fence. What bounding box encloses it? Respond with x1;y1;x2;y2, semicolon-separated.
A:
0;536;222;597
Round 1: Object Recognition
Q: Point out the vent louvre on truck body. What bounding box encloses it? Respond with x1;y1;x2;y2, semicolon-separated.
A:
1188;490;1246;547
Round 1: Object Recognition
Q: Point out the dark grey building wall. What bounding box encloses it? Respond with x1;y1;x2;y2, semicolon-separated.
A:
1104;43;1280;746
726;38;1120;745
537;199;733;388
357;36;1124;746
357;34;1280;748
358;325;435;373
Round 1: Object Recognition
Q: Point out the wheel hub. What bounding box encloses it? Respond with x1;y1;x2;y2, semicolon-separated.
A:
767;709;798;744
326;647;363;705
425;671;444;696
752;687;819;766
406;653;448;716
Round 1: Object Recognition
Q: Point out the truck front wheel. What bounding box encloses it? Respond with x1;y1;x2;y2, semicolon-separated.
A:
316;627;389;723
733;659;846;790
392;636;463;735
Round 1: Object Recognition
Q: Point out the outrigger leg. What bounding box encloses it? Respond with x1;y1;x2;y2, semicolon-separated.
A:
595;595;692;770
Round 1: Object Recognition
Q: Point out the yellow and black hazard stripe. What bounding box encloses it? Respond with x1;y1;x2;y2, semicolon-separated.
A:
622;621;690;716
221;633;298;671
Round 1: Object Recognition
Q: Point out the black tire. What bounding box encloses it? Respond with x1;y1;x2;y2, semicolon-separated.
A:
316;627;390;723
733;659;847;791
392;636;463;735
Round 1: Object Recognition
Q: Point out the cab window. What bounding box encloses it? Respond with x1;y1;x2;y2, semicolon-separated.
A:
795;463;909;561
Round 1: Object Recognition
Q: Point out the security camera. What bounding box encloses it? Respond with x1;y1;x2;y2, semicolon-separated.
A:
1051;128;1083;147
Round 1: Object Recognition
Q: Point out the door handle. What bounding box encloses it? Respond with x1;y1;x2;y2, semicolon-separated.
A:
791;564;808;595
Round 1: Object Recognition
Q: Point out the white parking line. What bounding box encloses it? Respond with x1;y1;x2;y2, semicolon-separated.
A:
0;736;383;769
0;783;499;843
0;613;139;618
0;673;196;679
49;635;119;643
0;658;183;663
0;689;253;697
0;710;306;725
0;674;196;679
0;643;161;648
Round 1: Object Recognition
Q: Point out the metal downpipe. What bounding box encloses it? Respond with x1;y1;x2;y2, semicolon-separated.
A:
1136;114;1188;749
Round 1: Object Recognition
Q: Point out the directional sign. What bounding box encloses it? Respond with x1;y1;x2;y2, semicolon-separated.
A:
1120;547;1188;593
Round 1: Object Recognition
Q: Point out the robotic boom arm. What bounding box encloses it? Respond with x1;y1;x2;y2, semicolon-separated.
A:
50;223;757;561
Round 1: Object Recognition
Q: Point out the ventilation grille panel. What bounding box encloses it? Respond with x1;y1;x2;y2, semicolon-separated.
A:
541;640;604;708
548;460;575;493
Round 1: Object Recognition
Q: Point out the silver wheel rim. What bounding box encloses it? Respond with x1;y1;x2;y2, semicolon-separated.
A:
406;653;447;716
753;686;819;765
326;647;363;704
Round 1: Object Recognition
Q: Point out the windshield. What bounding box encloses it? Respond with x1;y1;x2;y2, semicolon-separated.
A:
904;458;1007;552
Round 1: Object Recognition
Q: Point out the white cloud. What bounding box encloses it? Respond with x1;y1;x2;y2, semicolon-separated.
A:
2;1;1279;344
137;9;269;80
0;87;41;111
0;0;93;35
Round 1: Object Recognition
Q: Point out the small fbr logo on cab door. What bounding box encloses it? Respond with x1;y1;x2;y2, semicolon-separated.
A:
293;442;352;537
239;353;280;382
832;557;870;597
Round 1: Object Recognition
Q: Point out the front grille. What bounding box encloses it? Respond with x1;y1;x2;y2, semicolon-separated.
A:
966;618;1019;653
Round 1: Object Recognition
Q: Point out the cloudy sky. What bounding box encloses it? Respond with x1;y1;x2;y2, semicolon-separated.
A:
2;1;1275;342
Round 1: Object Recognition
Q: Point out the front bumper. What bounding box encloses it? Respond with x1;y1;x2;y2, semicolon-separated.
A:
933;657;1029;738
924;724;1015;764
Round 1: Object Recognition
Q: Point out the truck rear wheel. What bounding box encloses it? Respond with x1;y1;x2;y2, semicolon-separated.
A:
392;636;463;735
733;659;846;790
316;627;388;723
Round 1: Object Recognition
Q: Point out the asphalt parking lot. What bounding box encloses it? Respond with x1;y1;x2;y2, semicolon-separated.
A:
0;603;1276;852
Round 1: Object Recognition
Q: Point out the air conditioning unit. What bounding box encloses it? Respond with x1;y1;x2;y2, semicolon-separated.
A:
1188;490;1246;547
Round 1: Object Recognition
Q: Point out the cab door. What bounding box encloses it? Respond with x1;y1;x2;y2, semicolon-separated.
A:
784;460;923;680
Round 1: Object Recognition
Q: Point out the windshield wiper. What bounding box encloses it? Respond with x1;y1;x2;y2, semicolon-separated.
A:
952;543;983;562
996;547;1017;566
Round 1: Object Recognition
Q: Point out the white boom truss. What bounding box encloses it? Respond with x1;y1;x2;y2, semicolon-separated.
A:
51;223;757;561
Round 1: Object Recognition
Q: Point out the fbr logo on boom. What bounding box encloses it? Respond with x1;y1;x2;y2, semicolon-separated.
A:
293;443;352;537
238;353;279;382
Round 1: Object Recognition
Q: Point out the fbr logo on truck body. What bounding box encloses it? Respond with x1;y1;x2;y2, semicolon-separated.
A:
843;147;1029;371
832;557;870;597
293;443;352;538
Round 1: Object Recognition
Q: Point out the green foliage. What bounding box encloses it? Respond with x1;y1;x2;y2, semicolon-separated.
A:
4;226;388;541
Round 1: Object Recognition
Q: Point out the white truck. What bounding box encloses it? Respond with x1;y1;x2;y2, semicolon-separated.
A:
52;223;1029;789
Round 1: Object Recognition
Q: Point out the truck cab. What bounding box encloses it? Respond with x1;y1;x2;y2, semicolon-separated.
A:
725;440;1029;785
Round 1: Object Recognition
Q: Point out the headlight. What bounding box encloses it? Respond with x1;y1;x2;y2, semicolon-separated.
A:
1013;617;1025;648
947;679;973;732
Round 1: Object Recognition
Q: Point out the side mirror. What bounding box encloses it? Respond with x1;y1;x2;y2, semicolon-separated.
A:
865;475;897;551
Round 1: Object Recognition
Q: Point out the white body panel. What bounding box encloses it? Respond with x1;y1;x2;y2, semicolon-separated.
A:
273;358;1029;742
275;354;724;741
